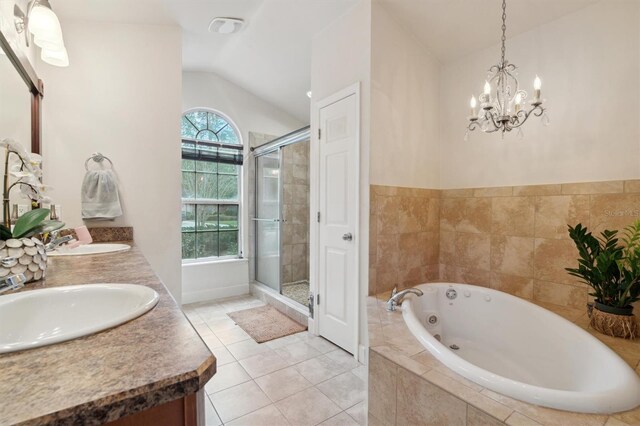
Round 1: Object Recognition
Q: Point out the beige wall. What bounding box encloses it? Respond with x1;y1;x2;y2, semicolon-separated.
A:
370;2;441;189
439;0;640;189
39;21;183;301
310;0;372;351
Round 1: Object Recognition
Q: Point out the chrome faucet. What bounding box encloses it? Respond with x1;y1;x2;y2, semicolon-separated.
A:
386;286;424;311
0;272;26;294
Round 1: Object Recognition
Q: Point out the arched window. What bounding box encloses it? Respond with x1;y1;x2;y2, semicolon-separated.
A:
181;109;242;260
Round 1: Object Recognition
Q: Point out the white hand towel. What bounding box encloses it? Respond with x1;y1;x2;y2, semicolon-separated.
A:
81;169;123;220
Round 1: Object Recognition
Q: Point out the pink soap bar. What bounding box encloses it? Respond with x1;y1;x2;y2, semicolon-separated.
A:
75;226;93;245
65;240;81;250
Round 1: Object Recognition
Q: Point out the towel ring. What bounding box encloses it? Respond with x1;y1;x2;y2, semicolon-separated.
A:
85;153;114;171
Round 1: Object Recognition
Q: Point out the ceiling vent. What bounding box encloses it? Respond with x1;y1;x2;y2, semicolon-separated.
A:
208;18;244;34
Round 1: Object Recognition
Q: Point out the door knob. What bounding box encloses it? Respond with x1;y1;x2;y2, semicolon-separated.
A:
342;233;353;241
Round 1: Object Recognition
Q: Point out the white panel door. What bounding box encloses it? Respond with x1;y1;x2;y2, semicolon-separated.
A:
317;93;358;354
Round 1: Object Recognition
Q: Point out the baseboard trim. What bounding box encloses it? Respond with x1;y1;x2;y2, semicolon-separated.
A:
182;284;249;305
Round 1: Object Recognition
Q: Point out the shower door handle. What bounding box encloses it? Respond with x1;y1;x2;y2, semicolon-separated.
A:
342;233;353;242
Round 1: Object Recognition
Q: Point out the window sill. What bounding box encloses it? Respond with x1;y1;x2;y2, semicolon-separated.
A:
182;257;247;267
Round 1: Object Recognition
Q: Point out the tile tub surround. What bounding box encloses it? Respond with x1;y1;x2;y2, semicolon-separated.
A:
439;179;640;309
0;245;215;425
370;180;640;308
367;293;640;426
369;185;440;295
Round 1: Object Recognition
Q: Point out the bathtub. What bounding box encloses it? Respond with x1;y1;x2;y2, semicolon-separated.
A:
401;283;640;414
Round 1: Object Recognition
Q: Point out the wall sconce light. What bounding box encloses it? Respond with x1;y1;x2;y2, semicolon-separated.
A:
14;0;69;67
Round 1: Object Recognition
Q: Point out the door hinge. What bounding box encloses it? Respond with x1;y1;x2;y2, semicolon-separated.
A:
317;211;321;223
318;128;321;139
317;294;320;305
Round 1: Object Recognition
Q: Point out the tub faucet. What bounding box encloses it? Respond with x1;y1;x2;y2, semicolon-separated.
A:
386;286;423;311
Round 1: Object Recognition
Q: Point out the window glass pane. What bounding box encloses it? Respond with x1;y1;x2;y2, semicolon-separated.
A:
182;204;196;232
189;111;208;131
182;159;195;171
182;172;195;199
182;232;195;259
197;205;218;231
196;232;218;258
210;113;228;132
218;125;239;144
181;117;197;139
197;129;218;142
219;231;239;257
218;175;239;200
219;205;238;230
196;160;217;173
218;163;238;175
196;173;218;199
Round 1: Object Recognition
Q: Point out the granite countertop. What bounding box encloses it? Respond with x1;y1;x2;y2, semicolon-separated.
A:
368;292;640;426
0;243;216;426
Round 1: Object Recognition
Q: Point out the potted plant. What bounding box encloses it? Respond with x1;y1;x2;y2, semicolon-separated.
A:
566;220;640;339
0;139;64;283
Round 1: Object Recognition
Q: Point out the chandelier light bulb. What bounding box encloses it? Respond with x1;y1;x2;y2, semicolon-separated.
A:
514;93;522;112
533;75;542;90
484;81;491;95
470;96;477;109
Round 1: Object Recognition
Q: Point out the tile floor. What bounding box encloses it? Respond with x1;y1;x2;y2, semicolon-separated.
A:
183;295;367;426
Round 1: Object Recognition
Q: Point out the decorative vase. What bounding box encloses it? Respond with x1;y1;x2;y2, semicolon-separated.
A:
0;237;47;283
589;301;637;339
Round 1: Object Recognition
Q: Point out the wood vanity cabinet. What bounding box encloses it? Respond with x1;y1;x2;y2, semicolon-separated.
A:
106;391;203;426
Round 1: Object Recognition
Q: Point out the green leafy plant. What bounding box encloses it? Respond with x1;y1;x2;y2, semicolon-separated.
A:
566;220;640;309
0;208;64;240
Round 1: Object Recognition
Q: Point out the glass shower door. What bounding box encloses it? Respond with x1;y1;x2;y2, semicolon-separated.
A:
254;151;281;291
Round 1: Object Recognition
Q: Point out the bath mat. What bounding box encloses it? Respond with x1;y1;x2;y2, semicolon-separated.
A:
227;305;307;343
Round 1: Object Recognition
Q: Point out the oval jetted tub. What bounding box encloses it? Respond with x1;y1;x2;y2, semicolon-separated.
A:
401;283;640;414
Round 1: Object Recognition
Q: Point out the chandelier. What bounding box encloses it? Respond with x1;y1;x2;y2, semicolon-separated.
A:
466;0;548;138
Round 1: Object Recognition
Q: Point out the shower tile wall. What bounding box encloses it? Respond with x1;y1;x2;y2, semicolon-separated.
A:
248;132;276;282
281;142;310;284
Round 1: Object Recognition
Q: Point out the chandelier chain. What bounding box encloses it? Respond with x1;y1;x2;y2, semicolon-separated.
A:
501;0;507;66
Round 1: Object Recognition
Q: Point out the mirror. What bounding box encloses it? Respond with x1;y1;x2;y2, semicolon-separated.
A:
0;50;31;152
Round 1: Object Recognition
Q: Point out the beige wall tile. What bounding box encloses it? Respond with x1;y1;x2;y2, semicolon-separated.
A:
474;186;513;198
396;368;467;426
377;196;399;235
513;184;561;197
368;351;398;425
375;268;398;295
440;231;456;265
440;263;457;282
533;280;588;309
467;405;506;426
492;197;535;237
491;236;534;278
455;267;492;287
376;234;399;271
533;238;582;286
458;198;492;234
624;180;640;194
372;185;398;196
589;194;640;236
441;198;464;232
561;180;624;195
534;195;590;239
442;188;474;198
455;232;491;271
491;273;534;299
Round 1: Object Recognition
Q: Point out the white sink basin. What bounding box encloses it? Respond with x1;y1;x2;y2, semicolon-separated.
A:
48;243;131;257
0;284;159;354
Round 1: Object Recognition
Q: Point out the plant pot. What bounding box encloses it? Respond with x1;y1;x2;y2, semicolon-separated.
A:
594;301;634;316
591;303;637;339
0;237;47;284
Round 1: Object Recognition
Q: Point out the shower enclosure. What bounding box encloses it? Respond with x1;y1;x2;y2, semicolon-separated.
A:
253;127;310;308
